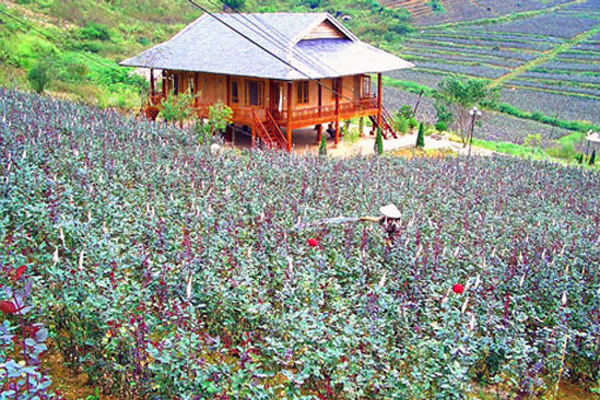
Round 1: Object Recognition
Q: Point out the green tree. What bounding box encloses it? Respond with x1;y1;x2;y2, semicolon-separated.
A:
375;127;384;155
224;0;246;10
416;122;425;148
434;76;498;146
319;133;327;156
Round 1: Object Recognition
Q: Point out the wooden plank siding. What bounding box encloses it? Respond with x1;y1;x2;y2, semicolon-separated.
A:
161;70;378;129
303;21;347;40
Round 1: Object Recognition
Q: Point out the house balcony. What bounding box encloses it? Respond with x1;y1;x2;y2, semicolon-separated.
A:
146;94;380;129
271;96;379;128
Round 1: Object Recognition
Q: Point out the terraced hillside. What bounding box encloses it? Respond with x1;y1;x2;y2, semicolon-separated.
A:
385;0;600;151
383;0;576;25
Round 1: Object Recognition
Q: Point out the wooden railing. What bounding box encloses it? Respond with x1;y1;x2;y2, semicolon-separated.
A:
265;109;288;147
272;95;378;123
146;94;380;130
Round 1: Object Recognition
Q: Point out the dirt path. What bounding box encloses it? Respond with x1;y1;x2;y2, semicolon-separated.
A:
294;127;495;158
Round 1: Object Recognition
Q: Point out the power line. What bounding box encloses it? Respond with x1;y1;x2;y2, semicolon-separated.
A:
186;0;372;106
201;0;336;78
203;0;371;103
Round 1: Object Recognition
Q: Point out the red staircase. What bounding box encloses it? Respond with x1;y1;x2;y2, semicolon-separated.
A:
251;110;288;150
369;106;398;139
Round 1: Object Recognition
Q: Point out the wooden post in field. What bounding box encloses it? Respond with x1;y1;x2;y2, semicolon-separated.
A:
286;81;293;152
334;78;340;146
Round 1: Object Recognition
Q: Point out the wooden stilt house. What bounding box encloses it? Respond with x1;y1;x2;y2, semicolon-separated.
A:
121;13;413;151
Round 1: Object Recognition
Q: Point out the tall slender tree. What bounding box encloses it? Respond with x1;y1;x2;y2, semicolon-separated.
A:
319;133;327;156
375;127;384;155
416;122;425;148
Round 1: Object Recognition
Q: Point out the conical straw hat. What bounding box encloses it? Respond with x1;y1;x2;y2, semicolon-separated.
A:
379;203;401;219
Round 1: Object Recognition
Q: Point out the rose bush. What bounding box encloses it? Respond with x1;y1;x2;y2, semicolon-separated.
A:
1;88;599;398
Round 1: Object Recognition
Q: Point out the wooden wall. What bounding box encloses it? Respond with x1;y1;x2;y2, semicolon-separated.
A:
164;70;366;115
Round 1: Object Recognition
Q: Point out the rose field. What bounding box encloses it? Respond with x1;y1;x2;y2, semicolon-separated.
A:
1;88;600;399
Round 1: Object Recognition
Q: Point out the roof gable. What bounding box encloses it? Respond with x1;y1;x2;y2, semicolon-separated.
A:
292;14;357;44
303;20;347;40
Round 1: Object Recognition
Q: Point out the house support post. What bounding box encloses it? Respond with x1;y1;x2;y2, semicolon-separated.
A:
150;69;155;98
286;81;293;152
318;79;322;117
317;124;322;144
194;73;200;109
162;70;167;97
226;75;231;107
377;73;382;135
334;78;340;146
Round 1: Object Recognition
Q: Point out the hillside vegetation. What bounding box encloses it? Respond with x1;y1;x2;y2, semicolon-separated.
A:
0;0;410;108
2;88;600;399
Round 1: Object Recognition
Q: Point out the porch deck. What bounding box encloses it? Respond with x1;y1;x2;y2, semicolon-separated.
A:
192;96;379;129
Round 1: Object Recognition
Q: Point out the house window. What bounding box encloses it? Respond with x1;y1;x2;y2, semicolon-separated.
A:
170;74;179;95
231;81;239;104
297;81;309;104
245;81;264;107
361;75;371;98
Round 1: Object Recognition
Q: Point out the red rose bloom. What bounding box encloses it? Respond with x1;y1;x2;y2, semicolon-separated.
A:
0;301;17;314
307;238;319;247
452;283;464;294
13;265;26;281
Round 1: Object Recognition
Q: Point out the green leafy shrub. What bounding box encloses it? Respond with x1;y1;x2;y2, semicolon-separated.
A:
160;93;194;124
27;61;52;93
435;121;447;132
546;142;578;161
523;134;542;150
79;22;111;41
395;115;409;134
408;116;418;129
207;101;233;136
398;104;415;119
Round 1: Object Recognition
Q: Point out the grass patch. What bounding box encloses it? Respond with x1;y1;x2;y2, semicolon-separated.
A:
381;76;435;95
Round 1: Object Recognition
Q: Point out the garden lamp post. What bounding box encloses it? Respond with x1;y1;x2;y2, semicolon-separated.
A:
468;106;482;158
